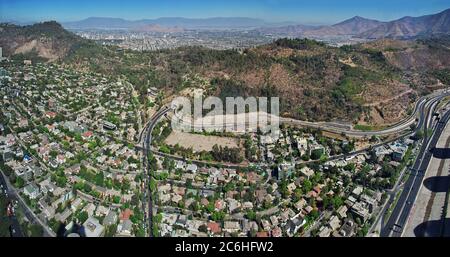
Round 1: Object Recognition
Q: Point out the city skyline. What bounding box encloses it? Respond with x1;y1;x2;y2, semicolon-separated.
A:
1;0;449;25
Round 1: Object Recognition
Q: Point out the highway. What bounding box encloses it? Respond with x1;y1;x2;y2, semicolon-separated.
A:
381;95;450;237
171;90;450;138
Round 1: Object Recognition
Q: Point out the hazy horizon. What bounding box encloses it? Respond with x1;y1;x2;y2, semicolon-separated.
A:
1;0;449;25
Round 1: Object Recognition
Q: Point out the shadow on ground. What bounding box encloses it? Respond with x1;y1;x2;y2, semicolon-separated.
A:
414;218;450;237
431;147;450;159
423;176;450;193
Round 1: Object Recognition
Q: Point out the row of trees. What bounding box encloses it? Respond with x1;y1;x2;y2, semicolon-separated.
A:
211;144;243;163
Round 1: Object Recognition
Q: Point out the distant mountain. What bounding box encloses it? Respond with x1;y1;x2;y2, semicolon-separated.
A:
256;16;384;37
255;9;450;40
132;24;185;33
63;17;137;29
358;8;450;39
145;17;268;29
304;16;385;36
63;17;282;30
255;24;317;37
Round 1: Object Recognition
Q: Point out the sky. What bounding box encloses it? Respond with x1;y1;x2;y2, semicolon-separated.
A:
1;0;450;25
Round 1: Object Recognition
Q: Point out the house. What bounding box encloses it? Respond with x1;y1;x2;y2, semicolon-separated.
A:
23;183;40;199
227;198;241;213
256;231;269;237
83;203;96;216
296;137;309;156
215;199;226;211
82;131;94;140
83;217;105;237
55;208;72;223
284;217;305;237
267;225;280;237
390;142;408;161
294;198;307;211
207;222;222;234
175;161;185;170
119;208;133;221
45;111;57;119
96;205;109;216
102;121;117;130
337;205;348;219
339;219;356;237
103;211;118;226
71;198;83;212
223;221;241;233
186;164;198;173
352;186;363;198
328;215;341;231
299;166;314;178
351;202;370;222
318;226;331;237
117;220;133;237
186;219;203;233
176;215;188;227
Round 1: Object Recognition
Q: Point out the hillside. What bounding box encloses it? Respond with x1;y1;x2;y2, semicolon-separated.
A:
0;21;88;62
2;22;450;126
65;36;450;125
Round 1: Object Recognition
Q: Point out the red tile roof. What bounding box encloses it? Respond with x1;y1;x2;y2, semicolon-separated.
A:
207;222;222;234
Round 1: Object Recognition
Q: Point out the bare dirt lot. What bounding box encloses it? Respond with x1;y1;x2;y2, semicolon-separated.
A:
165;131;240;152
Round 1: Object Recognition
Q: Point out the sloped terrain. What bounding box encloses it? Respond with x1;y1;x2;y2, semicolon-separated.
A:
2;22;450;126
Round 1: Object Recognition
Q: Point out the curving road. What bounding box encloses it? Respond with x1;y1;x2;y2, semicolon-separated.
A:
170;90;450;138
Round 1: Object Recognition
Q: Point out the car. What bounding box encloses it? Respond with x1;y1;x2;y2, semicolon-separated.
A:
407;201;412;205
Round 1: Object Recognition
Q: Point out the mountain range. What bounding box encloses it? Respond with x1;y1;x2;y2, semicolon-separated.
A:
3;8;450;39
261;8;450;40
62;17;296;30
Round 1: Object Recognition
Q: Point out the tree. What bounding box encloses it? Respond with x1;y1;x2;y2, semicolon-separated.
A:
302;179;313;192
311;149;324;160
113;196;121;204
211;211;225;222
105;224;117;237
152;225;159;237
149;178;157;192
198;224;208;233
246;210;257;221
15;176;25;188
94;171;105;187
130;194;140;206
77;211;89;224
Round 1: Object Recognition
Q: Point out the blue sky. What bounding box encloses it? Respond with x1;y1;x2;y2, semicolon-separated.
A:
1;0;449;24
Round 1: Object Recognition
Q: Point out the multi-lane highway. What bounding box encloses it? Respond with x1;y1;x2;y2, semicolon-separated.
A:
381;94;450;237
170;90;450;138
